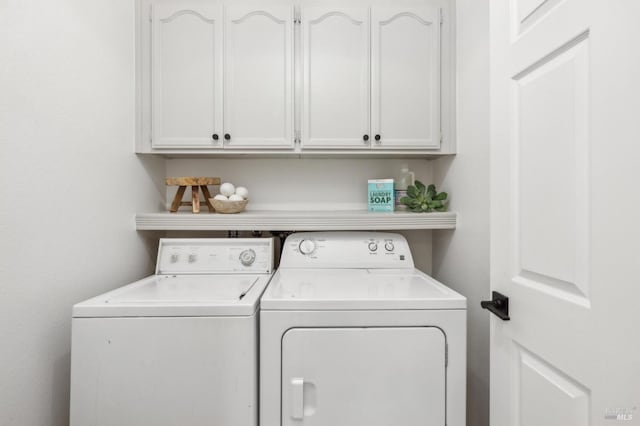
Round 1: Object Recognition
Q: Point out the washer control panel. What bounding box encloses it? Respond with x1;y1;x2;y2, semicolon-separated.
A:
156;238;274;275
281;232;414;269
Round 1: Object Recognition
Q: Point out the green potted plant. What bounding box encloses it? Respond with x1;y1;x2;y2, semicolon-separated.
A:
400;181;448;212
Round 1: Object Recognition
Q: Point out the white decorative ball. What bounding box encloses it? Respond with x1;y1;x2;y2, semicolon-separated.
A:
229;194;244;201
220;182;235;197
235;186;249;199
213;194;228;201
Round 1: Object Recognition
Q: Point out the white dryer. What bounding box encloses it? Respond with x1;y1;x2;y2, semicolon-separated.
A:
260;232;466;426
70;238;273;426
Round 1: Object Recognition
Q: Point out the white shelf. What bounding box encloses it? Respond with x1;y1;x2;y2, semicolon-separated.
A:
135;210;457;231
137;150;455;159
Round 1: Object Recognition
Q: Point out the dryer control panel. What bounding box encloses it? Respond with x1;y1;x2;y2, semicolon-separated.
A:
280;232;414;269
155;238;274;275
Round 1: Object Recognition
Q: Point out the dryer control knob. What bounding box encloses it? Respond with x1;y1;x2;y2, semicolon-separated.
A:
368;242;378;252
239;249;256;266
298;239;316;255
385;242;395;252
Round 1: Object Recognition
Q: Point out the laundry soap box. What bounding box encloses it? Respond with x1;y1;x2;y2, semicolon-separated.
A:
368;179;395;212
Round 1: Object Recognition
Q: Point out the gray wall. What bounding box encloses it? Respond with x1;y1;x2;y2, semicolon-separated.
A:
433;0;491;425
0;1;164;424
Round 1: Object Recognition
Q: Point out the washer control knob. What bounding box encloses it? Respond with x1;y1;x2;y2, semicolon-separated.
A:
239;249;256;266
188;254;197;263
385;242;395;252
170;254;179;263
298;239;316;255
368;242;378;252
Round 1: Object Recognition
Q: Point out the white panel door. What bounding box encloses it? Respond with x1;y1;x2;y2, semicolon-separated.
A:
151;1;223;148
281;327;445;426
371;6;440;149
301;7;370;149
224;4;294;149
490;0;640;425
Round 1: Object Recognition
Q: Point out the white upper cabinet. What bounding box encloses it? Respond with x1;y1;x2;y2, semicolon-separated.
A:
300;2;442;151
301;7;370;149
224;5;294;148
150;1;223;149
371;6;441;149
138;0;451;154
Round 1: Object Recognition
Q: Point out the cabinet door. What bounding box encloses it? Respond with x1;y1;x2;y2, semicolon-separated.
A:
151;1;223;149
371;6;441;149
224;5;294;149
302;7;370;149
281;327;446;426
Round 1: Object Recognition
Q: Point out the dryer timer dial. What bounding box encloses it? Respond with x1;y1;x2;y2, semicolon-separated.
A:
298;239;317;255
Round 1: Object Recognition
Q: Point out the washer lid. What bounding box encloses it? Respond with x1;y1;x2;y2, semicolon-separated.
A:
73;274;272;317
260;269;466;311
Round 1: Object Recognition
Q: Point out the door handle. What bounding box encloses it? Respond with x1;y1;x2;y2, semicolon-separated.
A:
291;378;304;420
481;291;510;320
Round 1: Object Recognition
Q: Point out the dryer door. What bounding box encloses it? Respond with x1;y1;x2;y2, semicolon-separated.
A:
281;327;446;426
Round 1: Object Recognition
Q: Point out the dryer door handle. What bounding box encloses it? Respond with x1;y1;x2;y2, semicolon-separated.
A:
291;378;304;420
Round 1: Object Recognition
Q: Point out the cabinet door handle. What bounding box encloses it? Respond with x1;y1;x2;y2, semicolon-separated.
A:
375;134;381;142
212;134;219;141
224;133;231;141
363;134;369;142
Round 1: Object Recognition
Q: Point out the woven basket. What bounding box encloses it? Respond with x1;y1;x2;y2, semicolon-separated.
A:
210;198;248;214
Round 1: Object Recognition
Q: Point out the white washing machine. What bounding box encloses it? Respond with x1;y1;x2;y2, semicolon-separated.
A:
260;232;466;426
70;238;273;426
